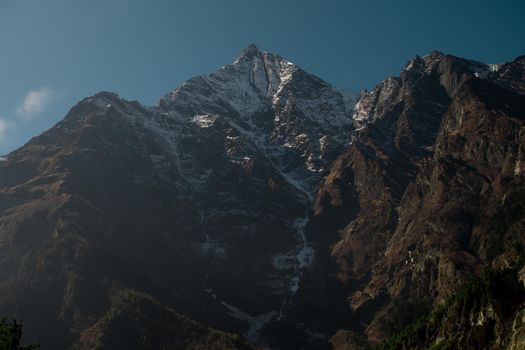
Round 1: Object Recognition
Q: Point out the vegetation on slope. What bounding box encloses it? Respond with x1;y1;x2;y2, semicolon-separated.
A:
0;318;39;350
376;264;525;350
74;287;257;350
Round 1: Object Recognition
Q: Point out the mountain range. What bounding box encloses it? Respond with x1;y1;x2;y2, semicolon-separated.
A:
0;44;524;349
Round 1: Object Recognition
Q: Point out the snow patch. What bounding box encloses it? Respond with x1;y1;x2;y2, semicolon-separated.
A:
272;214;314;294
192;114;217;128
201;234;226;256
471;62;500;79
205;289;277;343
289;215;314;294
489;64;501;72
275;166;314;202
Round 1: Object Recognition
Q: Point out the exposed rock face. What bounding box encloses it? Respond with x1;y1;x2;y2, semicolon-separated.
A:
312;52;525;344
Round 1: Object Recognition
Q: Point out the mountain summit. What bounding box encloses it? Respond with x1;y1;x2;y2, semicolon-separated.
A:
159;44;355;198
236;43;262;61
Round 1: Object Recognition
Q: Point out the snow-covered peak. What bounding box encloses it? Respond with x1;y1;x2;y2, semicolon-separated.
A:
352;77;401;129
159;46;300;116
402;55;425;72
234;43;263;63
156;46;357;200
159;46;354;128
469;61;501;79
402;52;446;76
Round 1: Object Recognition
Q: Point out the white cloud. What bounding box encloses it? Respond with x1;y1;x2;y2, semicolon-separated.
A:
16;87;55;119
0;119;8;138
0;118;14;142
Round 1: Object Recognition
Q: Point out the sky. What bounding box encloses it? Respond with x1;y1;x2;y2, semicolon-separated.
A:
0;0;524;154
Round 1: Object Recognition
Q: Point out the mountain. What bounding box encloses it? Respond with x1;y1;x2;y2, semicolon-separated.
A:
0;45;524;349
311;52;525;348
0;44;354;349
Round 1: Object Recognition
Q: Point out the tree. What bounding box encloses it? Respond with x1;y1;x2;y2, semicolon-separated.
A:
0;318;39;350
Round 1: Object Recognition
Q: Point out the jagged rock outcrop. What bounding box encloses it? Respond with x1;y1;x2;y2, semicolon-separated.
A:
312;52;525;345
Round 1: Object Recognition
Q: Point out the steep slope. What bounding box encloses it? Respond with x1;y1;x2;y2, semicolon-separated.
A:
375;265;525;350
75;286;257;350
311;53;525;346
0;45;354;349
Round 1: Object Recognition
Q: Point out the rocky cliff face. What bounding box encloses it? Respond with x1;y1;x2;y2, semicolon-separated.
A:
0;46;524;349
312;52;525;346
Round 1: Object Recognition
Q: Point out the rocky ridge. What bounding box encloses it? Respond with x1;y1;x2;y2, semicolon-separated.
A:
312;52;525;347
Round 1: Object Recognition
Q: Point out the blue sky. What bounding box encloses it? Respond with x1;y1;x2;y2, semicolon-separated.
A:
0;0;524;154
